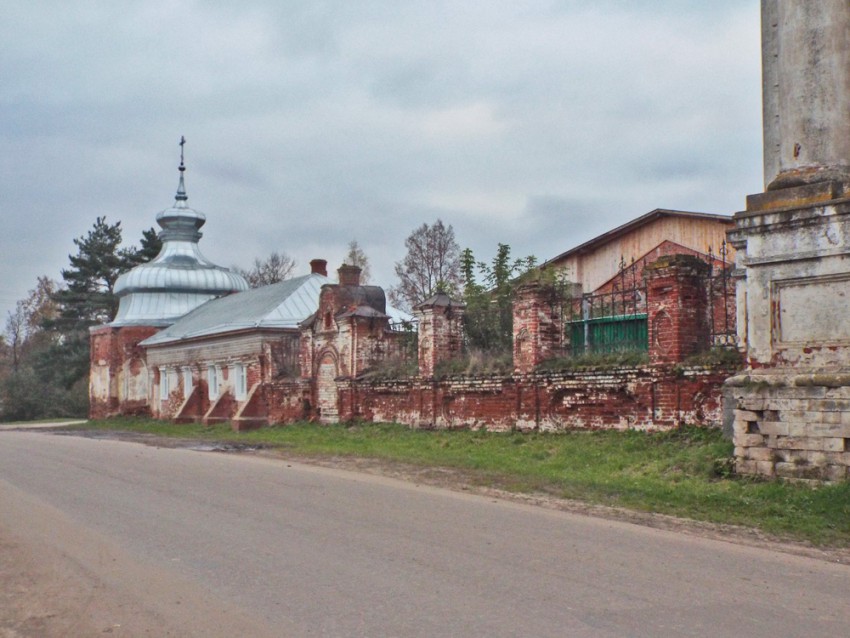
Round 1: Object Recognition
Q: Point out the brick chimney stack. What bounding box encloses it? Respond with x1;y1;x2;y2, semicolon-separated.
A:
338;264;361;287
310;259;328;277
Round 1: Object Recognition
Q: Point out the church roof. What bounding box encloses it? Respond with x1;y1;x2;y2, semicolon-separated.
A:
110;141;248;327
140;273;328;346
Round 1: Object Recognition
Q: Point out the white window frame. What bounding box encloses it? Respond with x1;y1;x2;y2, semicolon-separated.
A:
208;365;219;400
159;367;170;402
182;367;193;398
235;363;248;400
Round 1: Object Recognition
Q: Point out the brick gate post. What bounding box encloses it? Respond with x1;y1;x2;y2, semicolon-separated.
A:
644;254;710;365
413;292;465;378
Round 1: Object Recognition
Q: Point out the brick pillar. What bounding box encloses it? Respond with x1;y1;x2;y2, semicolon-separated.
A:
513;283;560;374
644;254;710;365
338;264;361;287
413;292;466;378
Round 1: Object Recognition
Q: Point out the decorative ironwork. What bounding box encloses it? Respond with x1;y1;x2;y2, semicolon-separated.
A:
389;318;418;360
706;240;736;348
567;257;648;355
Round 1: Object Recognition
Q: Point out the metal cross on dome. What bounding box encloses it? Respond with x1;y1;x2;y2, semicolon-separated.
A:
179;135;186;171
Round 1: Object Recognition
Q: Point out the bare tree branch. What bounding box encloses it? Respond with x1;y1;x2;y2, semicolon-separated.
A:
240;252;297;288
389;220;461;311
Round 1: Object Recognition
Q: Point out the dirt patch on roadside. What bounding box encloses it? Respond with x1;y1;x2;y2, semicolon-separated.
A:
55;428;850;566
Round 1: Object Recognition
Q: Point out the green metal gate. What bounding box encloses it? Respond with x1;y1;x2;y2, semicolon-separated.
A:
567;257;648;356
569;314;648;355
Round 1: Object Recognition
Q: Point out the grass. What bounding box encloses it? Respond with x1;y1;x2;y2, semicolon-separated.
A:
71;417;850;547
536;350;650;371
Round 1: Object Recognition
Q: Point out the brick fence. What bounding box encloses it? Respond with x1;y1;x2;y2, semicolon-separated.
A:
266;364;735;432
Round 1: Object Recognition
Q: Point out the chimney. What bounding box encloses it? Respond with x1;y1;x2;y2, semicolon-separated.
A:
338;264;362;287
310;259;328;277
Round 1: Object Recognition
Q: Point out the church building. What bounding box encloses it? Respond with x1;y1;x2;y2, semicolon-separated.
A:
89;151;410;427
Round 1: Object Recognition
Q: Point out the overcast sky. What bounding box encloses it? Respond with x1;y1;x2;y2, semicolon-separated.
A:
1;1;762;321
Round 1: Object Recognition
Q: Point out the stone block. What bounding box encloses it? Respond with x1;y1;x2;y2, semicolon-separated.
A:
773;448;791;462
774;462;801;479
735;409;761;421
807;451;829;467
745;447;775;462
784;421;821;437
823;411;843;424
773;436;818;451
735;459;758;475
808;422;850;437
746;181;844;212
736;433;765;447
755;461;776;477
733;419;753;435
757;420;792;436
737;398;767;411
825;465;849;482
823;438;847;452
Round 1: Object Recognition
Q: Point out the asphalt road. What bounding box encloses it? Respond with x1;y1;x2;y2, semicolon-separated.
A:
0;430;848;637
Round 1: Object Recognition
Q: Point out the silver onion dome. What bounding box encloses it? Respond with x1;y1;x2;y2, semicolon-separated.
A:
110;145;248;327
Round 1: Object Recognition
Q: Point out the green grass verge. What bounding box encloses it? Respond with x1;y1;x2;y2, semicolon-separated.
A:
74;417;850;547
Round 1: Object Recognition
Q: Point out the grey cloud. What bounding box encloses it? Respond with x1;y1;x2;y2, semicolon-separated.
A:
0;0;762;321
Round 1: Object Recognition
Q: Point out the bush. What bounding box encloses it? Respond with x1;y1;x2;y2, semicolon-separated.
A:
0;367;89;421
435;349;513;378
359;356;418;380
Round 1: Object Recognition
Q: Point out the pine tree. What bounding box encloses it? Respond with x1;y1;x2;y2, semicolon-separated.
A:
33;219;158;414
128;227;163;266
51;217;134;330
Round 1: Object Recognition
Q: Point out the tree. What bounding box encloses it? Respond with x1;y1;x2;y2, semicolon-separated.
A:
50;217;138;330
35;219;157;418
390;220;462;311
4;277;57;374
4;306;25;375
343;240;371;284
461;244;537;353
0;277;66;420
240;252;297;288
127;227;162;266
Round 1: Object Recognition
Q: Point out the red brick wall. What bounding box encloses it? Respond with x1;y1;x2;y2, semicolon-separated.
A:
267;378;315;423
267;365;734;431
645;255;711;365
513;283;562;374
89;325;159;419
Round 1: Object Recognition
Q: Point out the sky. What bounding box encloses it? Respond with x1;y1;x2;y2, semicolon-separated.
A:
0;0;763;322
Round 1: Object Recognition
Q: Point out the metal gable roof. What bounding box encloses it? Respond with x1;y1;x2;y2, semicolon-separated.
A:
541;209;733;268
140;273;328;346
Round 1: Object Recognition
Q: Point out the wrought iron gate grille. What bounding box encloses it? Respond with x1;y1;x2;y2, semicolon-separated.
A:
567;258;648;356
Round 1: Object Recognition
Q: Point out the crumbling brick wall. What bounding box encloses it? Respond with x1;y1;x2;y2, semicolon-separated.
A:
89;325;159;419
271;365;734;431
